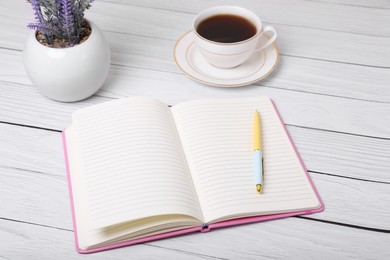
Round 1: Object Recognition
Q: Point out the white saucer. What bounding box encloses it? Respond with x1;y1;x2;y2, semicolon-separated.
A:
174;31;279;87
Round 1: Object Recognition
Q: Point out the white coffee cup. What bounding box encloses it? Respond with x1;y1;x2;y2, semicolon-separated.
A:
193;6;277;69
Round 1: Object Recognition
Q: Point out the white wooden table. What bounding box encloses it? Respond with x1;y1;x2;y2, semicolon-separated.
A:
1;0;390;259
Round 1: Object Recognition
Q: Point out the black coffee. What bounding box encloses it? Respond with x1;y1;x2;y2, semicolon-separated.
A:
196;14;257;43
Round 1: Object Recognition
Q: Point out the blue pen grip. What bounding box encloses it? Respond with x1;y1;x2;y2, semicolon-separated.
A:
253;150;263;185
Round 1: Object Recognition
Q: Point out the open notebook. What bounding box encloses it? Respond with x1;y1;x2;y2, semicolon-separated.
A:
62;96;323;253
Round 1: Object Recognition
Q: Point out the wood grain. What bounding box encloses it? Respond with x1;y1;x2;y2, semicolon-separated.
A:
0;70;389;139
289;126;390;183
152;217;390;260
1;0;389;258
316;0;390;9
0;220;212;260
6;0;390;37
1;118;389;183
1;2;390;67
2;46;390;104
1;216;389;260
1;124;390;230
98;0;390;37
2;165;390;231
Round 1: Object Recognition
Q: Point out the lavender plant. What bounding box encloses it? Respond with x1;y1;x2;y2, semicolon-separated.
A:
26;0;94;47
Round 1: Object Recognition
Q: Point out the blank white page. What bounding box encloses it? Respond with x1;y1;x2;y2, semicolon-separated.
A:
171;97;320;223
72;97;203;228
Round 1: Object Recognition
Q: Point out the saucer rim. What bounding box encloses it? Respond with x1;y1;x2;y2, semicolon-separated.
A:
186;41;267;81
174;30;279;87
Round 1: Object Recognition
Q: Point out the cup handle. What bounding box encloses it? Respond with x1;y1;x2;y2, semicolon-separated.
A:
255;25;277;52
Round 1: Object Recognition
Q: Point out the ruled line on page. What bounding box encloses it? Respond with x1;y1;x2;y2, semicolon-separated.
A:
171;97;320;222
72;98;203;228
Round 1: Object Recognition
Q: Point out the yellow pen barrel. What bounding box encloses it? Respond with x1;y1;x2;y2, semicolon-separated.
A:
253;111;262;150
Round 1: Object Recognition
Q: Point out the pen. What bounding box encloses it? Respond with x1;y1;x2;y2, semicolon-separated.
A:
253;110;264;193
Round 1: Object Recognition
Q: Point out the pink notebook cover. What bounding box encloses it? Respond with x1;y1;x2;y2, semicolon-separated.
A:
62;98;324;254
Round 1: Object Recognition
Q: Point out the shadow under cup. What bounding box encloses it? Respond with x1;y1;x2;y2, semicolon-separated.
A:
193;6;275;69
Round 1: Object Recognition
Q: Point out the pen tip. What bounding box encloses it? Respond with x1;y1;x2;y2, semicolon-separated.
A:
256;184;263;193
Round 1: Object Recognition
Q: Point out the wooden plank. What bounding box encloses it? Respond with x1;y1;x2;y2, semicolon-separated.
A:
1;212;390;259
274;26;390;68
1;120;389;183
310;174;390;229
2;4;390;68
316;0;390;9
1;126;390;230
0;167;73;230
0;50;29;85
0;80;112;129
9;0;390;37
97;0;390;36
0;68;389;138
2;165;390;231
289;126;390;183
2;46;390;104
264;55;390;103
0;220;211;260
154;217;390;260
0;124;64;177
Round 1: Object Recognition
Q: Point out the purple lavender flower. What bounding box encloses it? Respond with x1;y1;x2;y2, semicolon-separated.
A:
59;0;76;45
28;0;48;35
26;0;95;46
30;0;44;24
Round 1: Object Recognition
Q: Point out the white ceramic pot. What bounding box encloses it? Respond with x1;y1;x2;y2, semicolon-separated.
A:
23;20;111;102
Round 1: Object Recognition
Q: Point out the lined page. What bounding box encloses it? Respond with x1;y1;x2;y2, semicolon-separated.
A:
72;97;203;229
171;97;320;223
